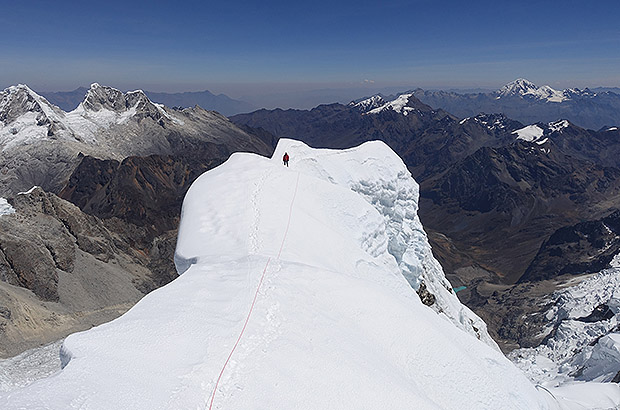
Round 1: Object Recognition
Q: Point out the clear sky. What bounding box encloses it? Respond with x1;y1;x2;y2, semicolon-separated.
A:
1;0;618;100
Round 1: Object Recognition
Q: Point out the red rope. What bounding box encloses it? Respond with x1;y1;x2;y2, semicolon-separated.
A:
278;172;300;259
208;171;300;409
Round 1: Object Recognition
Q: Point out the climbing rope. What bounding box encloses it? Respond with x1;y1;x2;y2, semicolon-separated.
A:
207;171;301;409
535;384;560;408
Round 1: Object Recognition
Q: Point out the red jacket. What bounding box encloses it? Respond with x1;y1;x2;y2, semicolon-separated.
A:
283;154;289;161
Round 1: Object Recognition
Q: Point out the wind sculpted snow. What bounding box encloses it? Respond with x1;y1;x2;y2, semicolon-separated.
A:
2;140;551;409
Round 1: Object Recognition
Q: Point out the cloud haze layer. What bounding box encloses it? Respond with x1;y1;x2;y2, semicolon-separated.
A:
1;0;618;99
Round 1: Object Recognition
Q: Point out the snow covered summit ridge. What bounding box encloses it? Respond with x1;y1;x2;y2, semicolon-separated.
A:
511;119;572;147
349;95;387;112
352;92;426;116
177;138;496;347
2;139;549;409
497;78;597;103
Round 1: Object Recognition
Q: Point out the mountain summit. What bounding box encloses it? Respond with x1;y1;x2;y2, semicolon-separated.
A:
0;139;555;409
497;78;563;102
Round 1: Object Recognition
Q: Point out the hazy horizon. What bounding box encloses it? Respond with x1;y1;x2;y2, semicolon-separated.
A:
2;0;618;108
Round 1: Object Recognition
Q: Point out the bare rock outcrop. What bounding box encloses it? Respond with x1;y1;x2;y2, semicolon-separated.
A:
0;188;173;357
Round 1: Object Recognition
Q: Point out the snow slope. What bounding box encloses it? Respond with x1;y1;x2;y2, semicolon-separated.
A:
512;124;545;143
367;92;417;115
497;79;569;103
0;140;567;409
511;268;620;386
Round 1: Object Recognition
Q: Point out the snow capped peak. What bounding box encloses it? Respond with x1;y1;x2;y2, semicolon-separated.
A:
564;87;597;99
76;84;168;128
350;95;386;112
512;124;547;144
1;84;60;118
497;78;567;102
0;84;68;149
6;83;35;94
366;92;422;116
82;83;128;112
125;89;153;109
81;83;156;112
499;78;538;95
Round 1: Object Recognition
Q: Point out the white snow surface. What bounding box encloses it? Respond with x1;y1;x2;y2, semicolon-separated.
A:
1;139;552;409
367;92;417;115
0;341;63;392
0;83;184;158
513;124;545;143
497;79;568;102
350;95;386;112
0;198;14;216
510;268;620;391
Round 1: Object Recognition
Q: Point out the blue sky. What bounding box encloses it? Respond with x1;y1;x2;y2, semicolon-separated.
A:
1;0;618;100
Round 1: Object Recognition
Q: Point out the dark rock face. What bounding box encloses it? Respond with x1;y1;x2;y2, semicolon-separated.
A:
59;147;225;237
421;141;620;283
576;304;615;323
0;188;170;357
427;142;620;214
521;211;620;282
0;236;60;301
0;188;120;300
416;281;436;306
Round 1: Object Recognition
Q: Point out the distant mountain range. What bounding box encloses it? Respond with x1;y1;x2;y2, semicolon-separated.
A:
413;78;620;130
230;92;620;350
231;93;620;332
37;79;620;128
3;80;620;355
39;87;257;116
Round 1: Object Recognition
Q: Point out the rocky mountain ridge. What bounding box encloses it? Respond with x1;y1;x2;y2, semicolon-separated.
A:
0;83;270;196
39;87;256;116
0;188;175;357
0;83;273;357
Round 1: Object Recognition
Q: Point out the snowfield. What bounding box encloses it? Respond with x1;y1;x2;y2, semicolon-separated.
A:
1;140;618;409
512;124;545;143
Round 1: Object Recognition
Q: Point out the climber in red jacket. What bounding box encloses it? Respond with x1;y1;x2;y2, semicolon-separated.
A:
283;152;289;167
